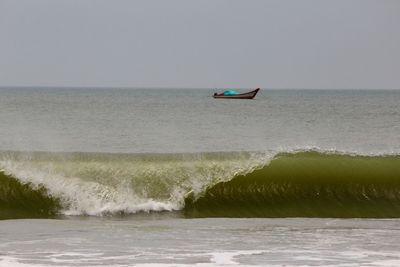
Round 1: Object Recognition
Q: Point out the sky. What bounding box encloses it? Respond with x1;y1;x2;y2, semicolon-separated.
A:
1;0;399;89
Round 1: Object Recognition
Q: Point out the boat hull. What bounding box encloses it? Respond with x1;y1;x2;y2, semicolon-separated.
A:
213;88;260;99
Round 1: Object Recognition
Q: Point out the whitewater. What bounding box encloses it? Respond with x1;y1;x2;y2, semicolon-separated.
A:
2;150;400;219
0;150;268;218
1;88;400;266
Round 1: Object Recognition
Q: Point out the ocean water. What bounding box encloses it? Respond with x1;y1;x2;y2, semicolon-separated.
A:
1;87;400;266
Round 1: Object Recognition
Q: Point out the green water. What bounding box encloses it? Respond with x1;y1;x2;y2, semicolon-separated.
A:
186;152;400;217
2;151;400;219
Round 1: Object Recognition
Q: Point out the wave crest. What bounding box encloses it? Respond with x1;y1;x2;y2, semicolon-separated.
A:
2;150;400;219
0;151;264;219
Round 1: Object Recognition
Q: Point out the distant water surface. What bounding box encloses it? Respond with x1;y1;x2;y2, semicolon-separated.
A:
0;88;399;153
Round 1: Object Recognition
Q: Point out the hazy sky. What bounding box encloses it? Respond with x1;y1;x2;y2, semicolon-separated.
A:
1;0;399;89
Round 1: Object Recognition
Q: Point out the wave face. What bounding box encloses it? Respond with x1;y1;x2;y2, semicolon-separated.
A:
0;171;61;219
185;151;400;218
1;150;400;219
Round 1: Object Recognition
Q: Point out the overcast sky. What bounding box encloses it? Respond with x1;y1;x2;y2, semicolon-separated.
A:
1;0;399;89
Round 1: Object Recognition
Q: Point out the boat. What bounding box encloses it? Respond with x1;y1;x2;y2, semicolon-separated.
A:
213;88;260;99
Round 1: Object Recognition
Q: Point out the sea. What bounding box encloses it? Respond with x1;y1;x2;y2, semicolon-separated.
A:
1;87;400;267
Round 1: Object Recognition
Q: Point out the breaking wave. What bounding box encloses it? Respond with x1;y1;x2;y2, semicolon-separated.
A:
1;149;400;219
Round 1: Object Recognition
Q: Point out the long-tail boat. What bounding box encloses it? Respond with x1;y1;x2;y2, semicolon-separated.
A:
213;88;260;99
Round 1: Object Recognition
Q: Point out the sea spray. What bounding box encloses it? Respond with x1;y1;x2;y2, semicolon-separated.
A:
0;151;268;219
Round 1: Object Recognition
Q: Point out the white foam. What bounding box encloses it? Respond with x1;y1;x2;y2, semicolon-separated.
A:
210;250;265;265
0;151;270;216
0;256;47;267
0;159;179;216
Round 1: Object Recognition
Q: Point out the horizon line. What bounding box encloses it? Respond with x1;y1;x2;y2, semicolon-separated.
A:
1;85;400;91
